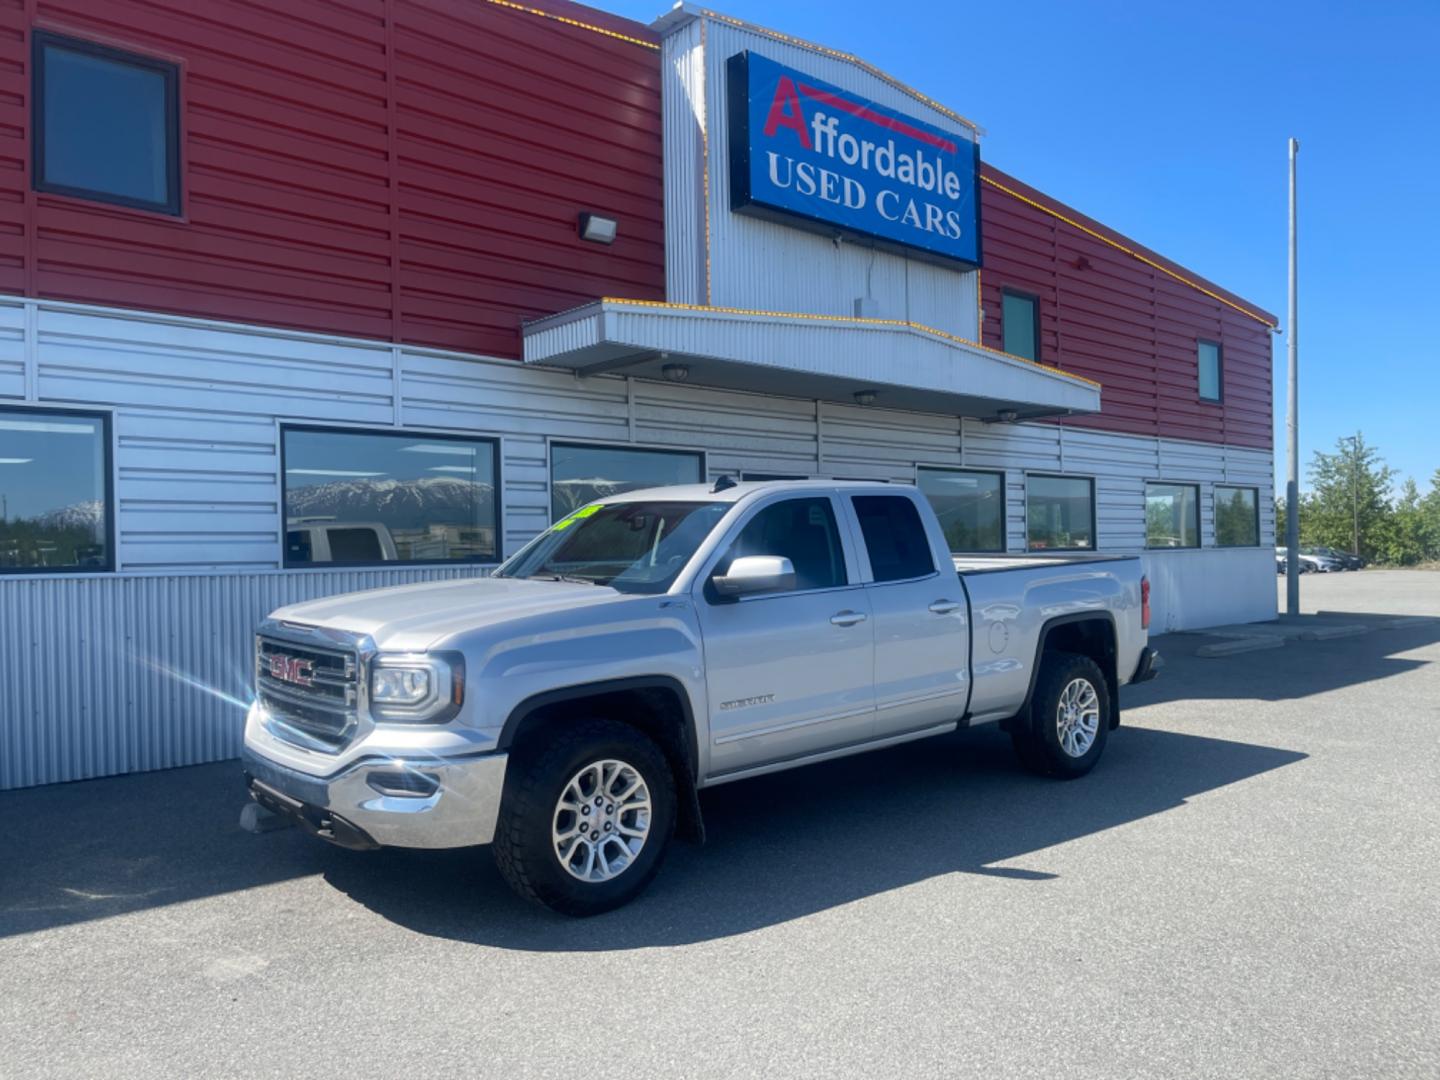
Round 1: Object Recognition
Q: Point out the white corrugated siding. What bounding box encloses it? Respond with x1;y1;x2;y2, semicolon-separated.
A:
0;567;483;789
0;298;25;399
1;296;1275;788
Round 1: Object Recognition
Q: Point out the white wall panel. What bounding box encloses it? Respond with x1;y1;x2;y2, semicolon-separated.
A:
0;298;25;400
821;402;959;479
662;18;707;306
0;567;485;790
1142;549;1277;633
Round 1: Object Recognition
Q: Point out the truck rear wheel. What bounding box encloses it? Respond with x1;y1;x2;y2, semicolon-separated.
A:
1011;651;1110;779
492;718;677;916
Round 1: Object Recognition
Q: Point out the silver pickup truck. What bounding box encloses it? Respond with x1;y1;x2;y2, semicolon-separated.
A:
242;479;1159;914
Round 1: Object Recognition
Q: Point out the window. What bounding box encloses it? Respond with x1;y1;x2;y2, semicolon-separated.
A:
0;407;112;573
1145;482;1200;549
720;497;847;591
282;427;499;566
1198;339;1222;402
1002;290;1039;361
917;467;1004;552
853;495;935;581
1026;474;1094;551
550;443;703;520
33;32;181;215
1214;486;1260;547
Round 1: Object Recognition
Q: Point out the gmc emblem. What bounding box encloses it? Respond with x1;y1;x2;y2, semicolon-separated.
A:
268;654;315;687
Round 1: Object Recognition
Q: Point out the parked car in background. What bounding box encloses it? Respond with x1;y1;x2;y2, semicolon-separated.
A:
1276;547;1312;575
1310;545;1364;570
1298;547;1346;573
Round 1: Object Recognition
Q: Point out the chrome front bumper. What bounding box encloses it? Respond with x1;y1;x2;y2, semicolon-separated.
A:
241;745;508;850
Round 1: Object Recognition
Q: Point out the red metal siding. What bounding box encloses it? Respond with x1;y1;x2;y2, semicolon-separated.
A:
980;165;1275;449
0;0;1274;449
0;0;664;357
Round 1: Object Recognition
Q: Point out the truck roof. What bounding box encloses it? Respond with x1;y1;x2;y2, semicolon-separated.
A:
594;478;900;505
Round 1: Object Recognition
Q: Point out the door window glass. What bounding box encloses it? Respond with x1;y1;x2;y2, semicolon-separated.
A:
852;495;935;581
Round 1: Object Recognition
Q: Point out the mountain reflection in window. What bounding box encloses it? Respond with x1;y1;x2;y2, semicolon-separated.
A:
0;409;111;573
282;428;499;565
550;443;704;521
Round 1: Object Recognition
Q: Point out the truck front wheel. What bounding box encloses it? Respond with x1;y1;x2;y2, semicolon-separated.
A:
492;718;677;915
1011;651;1111;779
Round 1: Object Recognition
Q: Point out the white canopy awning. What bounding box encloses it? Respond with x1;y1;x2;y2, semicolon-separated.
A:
522;299;1100;421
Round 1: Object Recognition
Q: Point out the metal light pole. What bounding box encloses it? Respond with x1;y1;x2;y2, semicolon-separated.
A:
1345;433;1360;556
1285;138;1300;615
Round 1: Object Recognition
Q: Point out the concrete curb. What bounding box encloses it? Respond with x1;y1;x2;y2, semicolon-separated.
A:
1196;636;1285;658
1297;625;1370;641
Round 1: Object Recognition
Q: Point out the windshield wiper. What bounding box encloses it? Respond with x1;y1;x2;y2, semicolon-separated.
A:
528;573;604;586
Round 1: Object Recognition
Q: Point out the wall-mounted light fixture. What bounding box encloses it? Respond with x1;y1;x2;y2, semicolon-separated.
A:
997;408;1019;423
853;390;877;406
578;212;617;245
661;363;689;382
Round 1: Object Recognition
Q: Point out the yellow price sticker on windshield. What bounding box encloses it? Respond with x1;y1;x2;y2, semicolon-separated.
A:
552;504;604;531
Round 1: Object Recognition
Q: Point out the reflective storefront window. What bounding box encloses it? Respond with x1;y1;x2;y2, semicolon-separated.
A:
1215;485;1260;547
917;468;1005;552
1026;474;1095;551
282;427;499;565
1145;482;1200;549
0;408;112;572
550;443;703;520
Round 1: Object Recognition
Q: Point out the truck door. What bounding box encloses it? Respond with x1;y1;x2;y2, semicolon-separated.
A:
846;493;970;738
694;494;875;778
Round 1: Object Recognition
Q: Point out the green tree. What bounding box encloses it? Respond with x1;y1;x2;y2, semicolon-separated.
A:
1381;478;1433;566
1303;432;1395;560
1420;470;1440;562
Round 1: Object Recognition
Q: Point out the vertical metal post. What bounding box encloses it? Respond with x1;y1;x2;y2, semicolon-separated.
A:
1348;433;1360;556
1285;138;1300;615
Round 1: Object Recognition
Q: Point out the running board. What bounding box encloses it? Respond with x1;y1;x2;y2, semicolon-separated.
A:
700;721;959;788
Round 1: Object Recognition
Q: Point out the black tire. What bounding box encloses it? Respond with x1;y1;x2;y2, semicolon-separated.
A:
1010;651;1111;779
492;717;677;916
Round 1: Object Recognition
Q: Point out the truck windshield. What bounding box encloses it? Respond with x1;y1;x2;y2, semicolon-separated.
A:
494;501;731;594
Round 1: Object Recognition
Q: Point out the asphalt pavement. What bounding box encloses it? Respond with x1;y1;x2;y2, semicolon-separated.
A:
2;570;1438;1079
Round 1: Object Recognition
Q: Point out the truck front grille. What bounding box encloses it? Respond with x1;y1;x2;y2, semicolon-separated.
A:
255;634;359;746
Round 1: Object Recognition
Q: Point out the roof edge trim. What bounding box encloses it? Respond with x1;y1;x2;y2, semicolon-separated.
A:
653;4;981;134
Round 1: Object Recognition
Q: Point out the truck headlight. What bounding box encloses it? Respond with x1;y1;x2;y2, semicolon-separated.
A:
373;666;431;704
368;653;464;723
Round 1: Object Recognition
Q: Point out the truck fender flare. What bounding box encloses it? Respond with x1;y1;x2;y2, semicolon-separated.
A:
1015;611;1120;729
499;675;705;843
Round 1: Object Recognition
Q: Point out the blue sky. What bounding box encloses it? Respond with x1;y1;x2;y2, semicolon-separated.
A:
608;0;1440;493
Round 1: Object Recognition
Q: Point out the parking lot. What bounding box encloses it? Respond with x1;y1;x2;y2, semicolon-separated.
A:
2;571;1438;1079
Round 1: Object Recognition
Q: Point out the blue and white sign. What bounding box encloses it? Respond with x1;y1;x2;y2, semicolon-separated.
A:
726;51;981;268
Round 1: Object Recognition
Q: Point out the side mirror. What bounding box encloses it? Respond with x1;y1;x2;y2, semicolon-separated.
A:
713;555;796;598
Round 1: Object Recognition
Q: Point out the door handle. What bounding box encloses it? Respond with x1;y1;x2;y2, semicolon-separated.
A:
928;600;962;615
830;610;868;627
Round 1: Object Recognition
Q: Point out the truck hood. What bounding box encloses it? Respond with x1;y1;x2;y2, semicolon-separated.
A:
268;576;624;652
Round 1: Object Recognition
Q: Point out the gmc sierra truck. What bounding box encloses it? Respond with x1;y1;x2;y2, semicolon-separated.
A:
242;479;1160;915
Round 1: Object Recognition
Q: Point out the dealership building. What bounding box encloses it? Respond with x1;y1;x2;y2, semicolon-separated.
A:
0;0;1277;789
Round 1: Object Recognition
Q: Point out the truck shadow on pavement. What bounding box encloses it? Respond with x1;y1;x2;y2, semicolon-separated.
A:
321;725;1305;949
15;609;1438;946
0;725;1301;946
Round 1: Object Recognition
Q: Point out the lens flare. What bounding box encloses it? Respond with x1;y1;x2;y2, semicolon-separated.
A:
130;654;254;711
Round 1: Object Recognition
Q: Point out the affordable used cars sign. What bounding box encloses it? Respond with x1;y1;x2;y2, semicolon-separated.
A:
727;51;981;267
